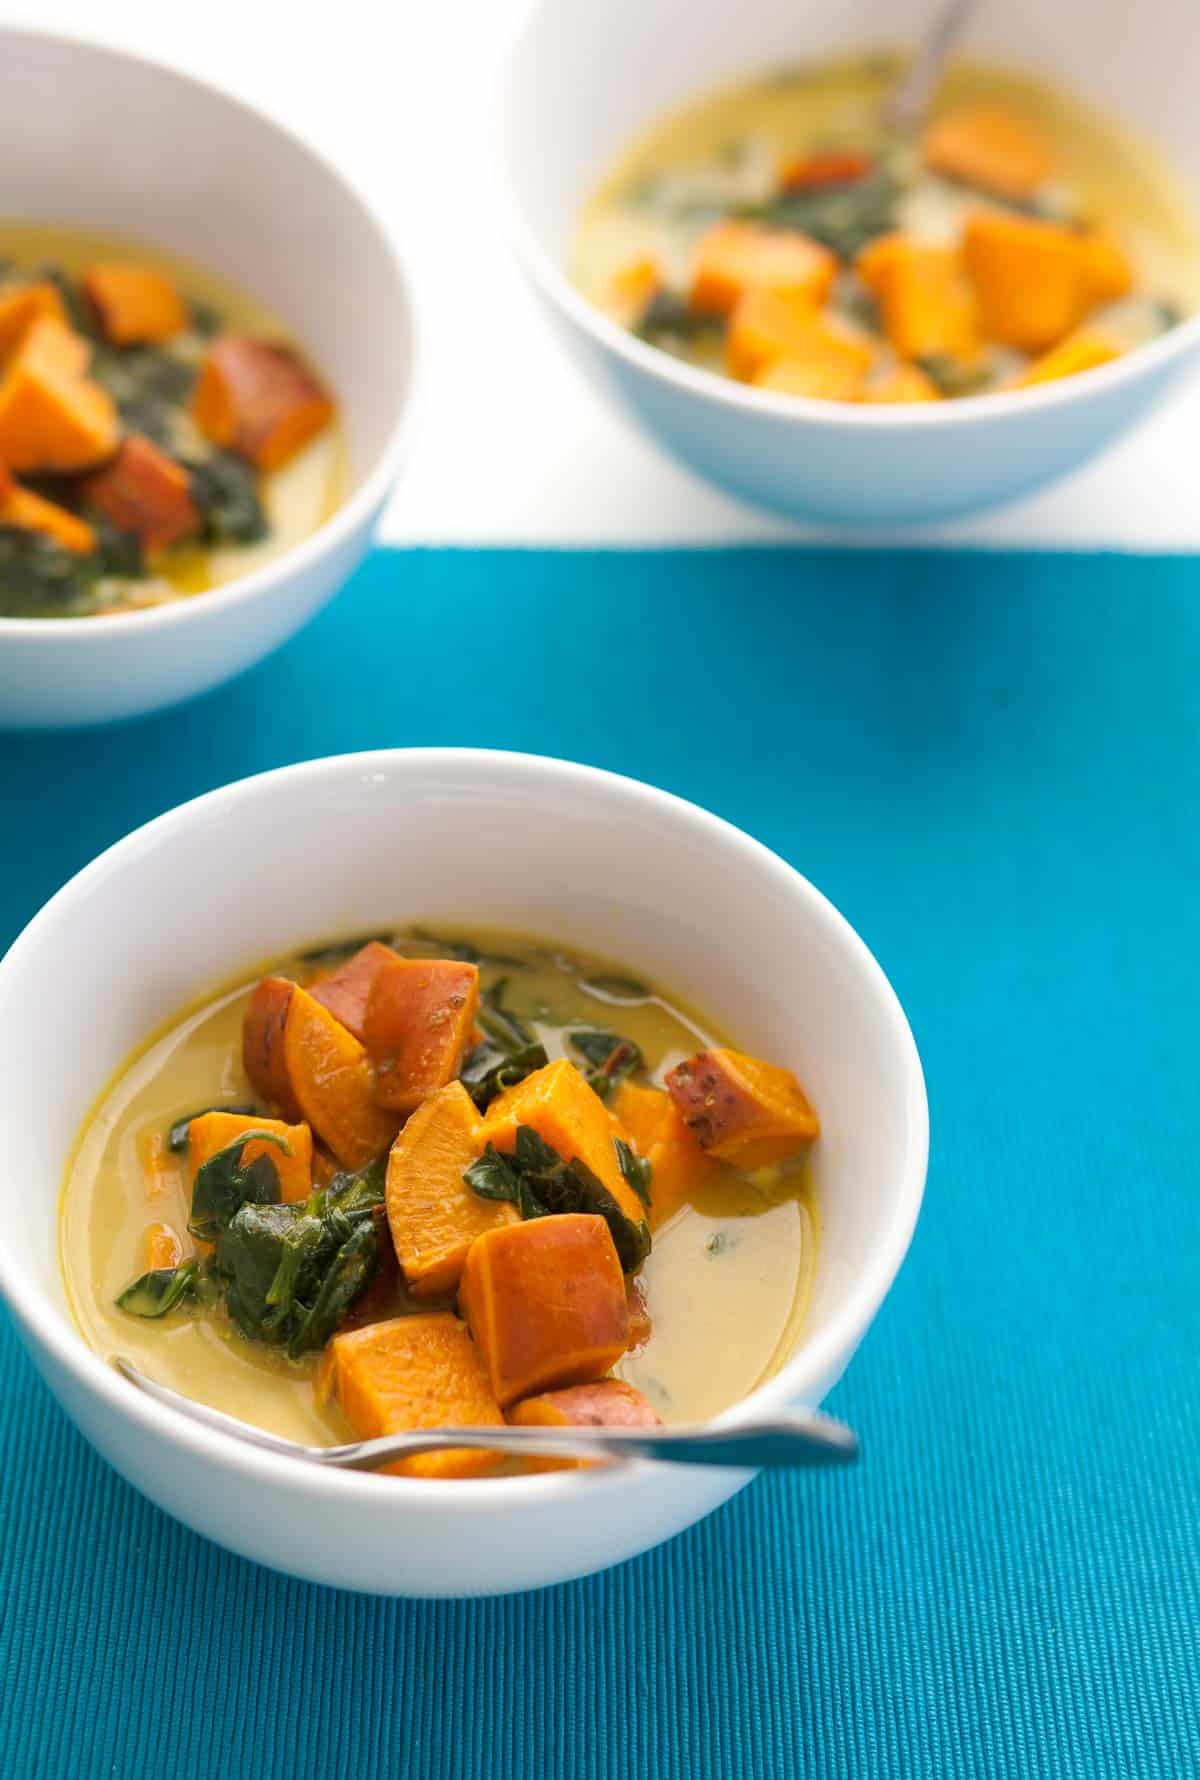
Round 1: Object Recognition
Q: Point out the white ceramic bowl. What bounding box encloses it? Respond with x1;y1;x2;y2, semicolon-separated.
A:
500;0;1200;524
0;749;927;1596
0;27;415;729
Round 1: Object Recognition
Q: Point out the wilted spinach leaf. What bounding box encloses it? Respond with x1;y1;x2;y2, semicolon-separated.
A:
460;1038;549;1111
476;977;538;1051
116;1256;201;1318
187;1131;290;1244
746;165;899;259
635;291;724;348
917;353;993;398
568;1029;642;1101
463;1123;651;1272
186;450;268;545
613;1136;652;1208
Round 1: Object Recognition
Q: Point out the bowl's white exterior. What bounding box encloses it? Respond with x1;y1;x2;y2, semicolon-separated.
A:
0;750;927;1596
500;0;1200;524
0;28;415;729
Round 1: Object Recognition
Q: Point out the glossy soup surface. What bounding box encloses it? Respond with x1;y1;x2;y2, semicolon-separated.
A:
0;222;343;618
572;52;1200;398
61;929;817;1445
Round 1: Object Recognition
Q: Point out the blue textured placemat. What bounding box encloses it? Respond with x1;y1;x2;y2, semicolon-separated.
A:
1;547;1197;1780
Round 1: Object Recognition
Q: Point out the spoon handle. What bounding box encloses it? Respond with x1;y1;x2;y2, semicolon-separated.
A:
114;1357;858;1471
881;0;980;137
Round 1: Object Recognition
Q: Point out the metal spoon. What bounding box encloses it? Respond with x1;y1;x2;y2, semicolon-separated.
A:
881;0;981;138
114;1356;858;1472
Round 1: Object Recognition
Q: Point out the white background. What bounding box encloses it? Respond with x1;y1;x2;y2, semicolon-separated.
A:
10;0;1200;549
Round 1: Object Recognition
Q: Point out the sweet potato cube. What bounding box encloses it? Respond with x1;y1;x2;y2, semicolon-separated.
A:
754;354;866;401
81;434;200;554
363;957;480;1113
0;281;68;359
608;256;661;326
193;336;334;470
690;220;837;316
611;1080;715;1230
309;940;402;1042
866;363;942;403
665;1048;819;1171
1079;228;1134;306
963;212;1096;351
924;103;1057;201
323;1313;504;1479
0;321;117;473
0;480;95;553
728;287;874;384
1013;326;1123;388
780;150;874;191
459;1213;630;1407
83;263;188;345
242;978;398;1169
386;1081;518;1298
483;1058;647;1229
187;1110;313;1205
857;234;979;361
137;1128;183;1202
509;1377;661;1472
141;1221;184;1272
510;1379;660;1428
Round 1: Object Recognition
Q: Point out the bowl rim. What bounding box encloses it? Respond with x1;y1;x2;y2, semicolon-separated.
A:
0;21;419;641
0;746;928;1509
496;0;1200;432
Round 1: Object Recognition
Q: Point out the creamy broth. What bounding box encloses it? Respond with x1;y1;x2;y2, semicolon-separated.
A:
0;221;343;616
573;53;1200;397
61;930;817;1447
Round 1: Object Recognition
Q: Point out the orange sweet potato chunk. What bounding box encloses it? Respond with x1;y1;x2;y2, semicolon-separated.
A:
509;1378;661;1472
309;940;402;1042
1014;325;1123;389
137;1128;183;1202
483;1058;647;1230
193;336;334;470
141;1221;184;1272
665;1047;819;1171
0;320;117;473
386;1081;517;1298
324;1312;504;1480
81;434;200;553
363;957;480;1113
924;103;1057;201
611;1080;715;1230
690;220;837;316
0;480;95;553
242;978;398;1169
459;1214;630;1407
83;263;188;345
866;364;942;404
857;234;979;361
727;287;874;385
963;212;1100;351
187;1110;313;1205
0;282;68;359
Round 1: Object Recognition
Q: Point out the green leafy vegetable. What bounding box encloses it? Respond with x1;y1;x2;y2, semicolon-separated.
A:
91;342;196;447
475;977;538;1050
916;353;993;398
167;1103;259;1153
116;1257;201;1318
463;1124;651;1272
459;1038;549;1111
635;291;724;346
613;1136;652;1208
186;450;269;545
746;165;899;259
187;1131;290;1244
568;1029;643;1102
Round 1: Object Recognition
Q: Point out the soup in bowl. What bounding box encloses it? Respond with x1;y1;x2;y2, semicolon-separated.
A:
501;0;1200;521
0;750;927;1594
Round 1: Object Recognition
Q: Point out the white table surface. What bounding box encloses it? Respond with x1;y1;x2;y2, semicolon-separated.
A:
11;0;1200;550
